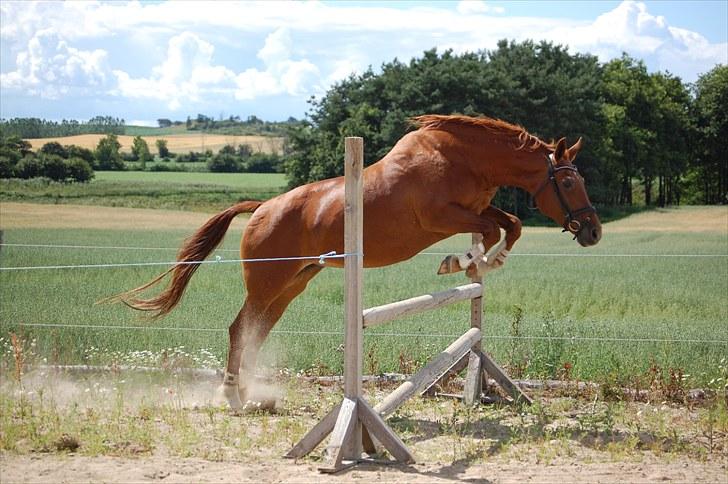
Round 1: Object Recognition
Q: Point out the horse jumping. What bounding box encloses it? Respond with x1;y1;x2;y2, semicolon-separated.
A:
111;115;602;409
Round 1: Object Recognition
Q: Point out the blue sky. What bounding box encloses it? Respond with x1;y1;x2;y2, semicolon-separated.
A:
1;0;726;124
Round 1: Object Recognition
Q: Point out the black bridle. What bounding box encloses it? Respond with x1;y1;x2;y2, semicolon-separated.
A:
532;155;596;238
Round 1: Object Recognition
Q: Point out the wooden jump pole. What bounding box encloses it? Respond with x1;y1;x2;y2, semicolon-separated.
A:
287;137;530;473
286;137;414;473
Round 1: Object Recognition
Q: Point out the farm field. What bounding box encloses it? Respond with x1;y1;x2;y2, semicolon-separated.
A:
0;172;287;212
24;133;284;155
1;204;726;388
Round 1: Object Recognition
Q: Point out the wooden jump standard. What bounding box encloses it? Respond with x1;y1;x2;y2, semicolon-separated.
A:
286;137;531;473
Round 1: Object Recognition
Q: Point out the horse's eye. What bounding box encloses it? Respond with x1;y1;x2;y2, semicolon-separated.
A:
562;177;574;189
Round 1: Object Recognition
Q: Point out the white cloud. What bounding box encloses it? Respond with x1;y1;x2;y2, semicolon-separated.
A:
234;28;320;100
456;1;505;15
0;29;109;99
112;32;237;109
111;29;320;108
552;1;727;79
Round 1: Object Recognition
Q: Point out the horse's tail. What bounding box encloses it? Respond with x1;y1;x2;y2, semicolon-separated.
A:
101;200;263;318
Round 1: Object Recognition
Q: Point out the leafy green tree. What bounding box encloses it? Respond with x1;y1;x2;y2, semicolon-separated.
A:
39;141;68;158
95;134;124;170
602;55;656;205
690;65;728;204
39;154;67;181
132;136;153;169
2;136;32;156
156;139;170;158
65;157;94;182
207;152;240;172
14;155;43;179
66;145;95;165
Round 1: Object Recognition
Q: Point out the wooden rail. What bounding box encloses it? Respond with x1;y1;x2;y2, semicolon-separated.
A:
374;328;481;417
362;283;483;328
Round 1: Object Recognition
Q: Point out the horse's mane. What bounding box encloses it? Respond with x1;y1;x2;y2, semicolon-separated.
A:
411;114;553;152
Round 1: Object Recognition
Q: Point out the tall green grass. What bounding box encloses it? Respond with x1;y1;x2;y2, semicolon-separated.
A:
1;209;726;386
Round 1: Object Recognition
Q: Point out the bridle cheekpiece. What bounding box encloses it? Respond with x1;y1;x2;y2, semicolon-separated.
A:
533;154;596;239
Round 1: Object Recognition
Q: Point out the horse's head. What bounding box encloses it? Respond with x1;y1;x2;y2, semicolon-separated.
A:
533;138;601;247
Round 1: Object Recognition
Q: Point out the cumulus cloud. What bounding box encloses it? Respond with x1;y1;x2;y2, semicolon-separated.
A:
0;29;109;99
553;1;727;79
112;32;237;110
234;28;319;100
111;29;319;108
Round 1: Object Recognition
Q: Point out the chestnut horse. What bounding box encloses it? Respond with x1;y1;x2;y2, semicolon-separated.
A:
113;115;602;408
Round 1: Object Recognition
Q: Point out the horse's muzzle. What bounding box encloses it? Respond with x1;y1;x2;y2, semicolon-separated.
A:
576;219;602;247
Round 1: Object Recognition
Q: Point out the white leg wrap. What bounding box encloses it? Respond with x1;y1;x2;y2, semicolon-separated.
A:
474;239;510;276
457;242;486;269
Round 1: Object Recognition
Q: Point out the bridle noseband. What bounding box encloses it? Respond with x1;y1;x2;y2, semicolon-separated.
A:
533;154;596;238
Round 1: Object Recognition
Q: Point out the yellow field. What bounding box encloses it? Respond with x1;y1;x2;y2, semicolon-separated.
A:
24;134;284;155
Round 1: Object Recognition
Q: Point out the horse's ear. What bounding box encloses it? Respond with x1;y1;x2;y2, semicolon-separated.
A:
553;137;567;162
567;137;583;161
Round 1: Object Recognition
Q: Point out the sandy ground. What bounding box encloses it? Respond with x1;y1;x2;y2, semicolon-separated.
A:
1;370;726;484
24;134;283;155
2;454;726;484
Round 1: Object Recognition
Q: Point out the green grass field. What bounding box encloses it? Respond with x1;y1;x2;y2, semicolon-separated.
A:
1;206;726;387
94;171;286;188
123;125;187;136
0;172;287;212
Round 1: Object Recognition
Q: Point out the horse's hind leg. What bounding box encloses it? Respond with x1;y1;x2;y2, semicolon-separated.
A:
219;263;322;409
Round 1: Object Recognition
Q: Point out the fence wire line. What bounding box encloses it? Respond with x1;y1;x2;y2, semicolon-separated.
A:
1;243;726;272
0;250;358;271
3;242;727;258
8;322;728;345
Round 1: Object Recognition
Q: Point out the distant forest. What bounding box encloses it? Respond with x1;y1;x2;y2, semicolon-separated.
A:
0;116;126;138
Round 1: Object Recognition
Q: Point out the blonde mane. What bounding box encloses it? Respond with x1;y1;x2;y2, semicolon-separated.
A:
411;114;553;152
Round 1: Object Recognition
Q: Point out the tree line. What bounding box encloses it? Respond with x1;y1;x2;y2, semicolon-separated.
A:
0;116;126;138
285;40;727;213
0;133;284;181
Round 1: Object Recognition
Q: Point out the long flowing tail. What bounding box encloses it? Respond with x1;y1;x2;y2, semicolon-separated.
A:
102;201;263;318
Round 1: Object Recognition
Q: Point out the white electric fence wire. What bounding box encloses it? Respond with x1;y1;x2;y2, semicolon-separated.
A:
9;322;728;344
3;242;727;258
1;243;726;272
0;251;355;271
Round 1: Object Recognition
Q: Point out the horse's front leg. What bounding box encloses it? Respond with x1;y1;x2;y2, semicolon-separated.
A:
464;206;522;278
416;203;501;275
435;205;522;276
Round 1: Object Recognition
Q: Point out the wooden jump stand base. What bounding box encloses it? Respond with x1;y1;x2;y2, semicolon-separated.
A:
286;138;530;473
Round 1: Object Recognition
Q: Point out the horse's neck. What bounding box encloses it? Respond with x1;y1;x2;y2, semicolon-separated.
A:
482;144;548;195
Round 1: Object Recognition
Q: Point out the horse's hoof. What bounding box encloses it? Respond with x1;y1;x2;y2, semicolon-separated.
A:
215;383;244;410
437;255;462;275
241;397;278;413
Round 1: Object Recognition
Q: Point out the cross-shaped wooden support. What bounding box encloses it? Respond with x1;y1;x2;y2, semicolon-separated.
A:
285;137;414;473
442;234;533;407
